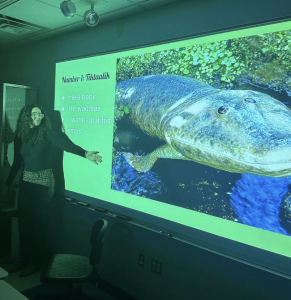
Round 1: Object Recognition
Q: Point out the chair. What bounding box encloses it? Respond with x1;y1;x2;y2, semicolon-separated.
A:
35;219;108;300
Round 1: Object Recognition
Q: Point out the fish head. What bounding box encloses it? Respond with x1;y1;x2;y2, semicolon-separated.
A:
165;89;291;177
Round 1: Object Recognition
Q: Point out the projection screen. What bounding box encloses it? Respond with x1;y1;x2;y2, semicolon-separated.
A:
54;20;291;277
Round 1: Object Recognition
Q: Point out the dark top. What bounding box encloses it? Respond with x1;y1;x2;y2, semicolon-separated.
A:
6;129;86;186
50;132;75;195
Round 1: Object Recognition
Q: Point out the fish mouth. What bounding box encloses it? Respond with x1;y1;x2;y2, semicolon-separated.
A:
170;137;291;177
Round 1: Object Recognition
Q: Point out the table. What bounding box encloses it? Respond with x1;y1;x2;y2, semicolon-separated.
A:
0;280;29;300
0;267;8;279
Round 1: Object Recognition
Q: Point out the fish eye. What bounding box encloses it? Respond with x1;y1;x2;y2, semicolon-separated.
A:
217;106;229;114
244;98;256;103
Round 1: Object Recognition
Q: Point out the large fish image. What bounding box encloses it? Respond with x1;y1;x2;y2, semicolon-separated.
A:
115;75;291;177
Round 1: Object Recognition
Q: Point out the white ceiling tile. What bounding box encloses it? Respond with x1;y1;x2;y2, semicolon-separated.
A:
0;0;180;51
39;0;108;16
0;0;83;29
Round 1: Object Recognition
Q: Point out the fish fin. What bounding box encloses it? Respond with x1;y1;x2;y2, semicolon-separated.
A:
124;152;156;173
124;144;190;172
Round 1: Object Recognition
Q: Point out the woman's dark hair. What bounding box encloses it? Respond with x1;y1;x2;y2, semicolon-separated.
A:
16;104;51;145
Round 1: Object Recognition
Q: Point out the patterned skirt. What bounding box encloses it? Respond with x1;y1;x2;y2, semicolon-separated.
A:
23;168;55;191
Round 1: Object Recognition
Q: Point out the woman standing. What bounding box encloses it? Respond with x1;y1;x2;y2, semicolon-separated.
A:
50;110;75;196
4;104;102;276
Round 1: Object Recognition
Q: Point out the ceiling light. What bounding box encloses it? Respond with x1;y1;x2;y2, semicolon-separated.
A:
84;4;99;27
60;0;76;18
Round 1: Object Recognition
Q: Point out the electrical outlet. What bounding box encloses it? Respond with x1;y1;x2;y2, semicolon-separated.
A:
139;253;145;267
151;259;162;275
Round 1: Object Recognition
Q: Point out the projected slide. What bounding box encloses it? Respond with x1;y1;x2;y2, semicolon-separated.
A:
55;21;291;262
